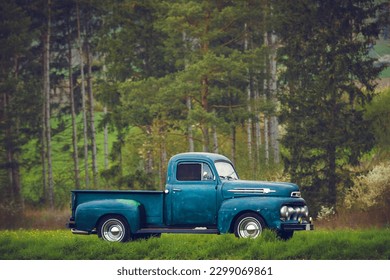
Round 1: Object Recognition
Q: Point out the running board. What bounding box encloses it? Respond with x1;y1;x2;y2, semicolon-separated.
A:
71;229;97;235
136;227;219;235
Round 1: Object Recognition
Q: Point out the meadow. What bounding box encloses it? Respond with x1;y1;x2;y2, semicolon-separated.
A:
0;228;389;260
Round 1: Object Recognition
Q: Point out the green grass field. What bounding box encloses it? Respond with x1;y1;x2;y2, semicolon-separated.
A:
0;229;389;260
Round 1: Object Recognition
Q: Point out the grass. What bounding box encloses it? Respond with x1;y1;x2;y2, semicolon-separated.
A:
373;38;390;79
0;228;389;260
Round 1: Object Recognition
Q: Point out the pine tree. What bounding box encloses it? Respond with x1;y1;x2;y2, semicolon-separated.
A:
76;0;90;188
0;0;42;210
275;0;383;213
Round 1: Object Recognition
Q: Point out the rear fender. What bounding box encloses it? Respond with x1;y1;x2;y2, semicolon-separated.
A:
75;199;142;233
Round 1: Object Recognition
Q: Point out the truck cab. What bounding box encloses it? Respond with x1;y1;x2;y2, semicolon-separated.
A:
67;152;313;242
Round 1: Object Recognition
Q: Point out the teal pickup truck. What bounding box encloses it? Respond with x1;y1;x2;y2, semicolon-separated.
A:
67;152;313;242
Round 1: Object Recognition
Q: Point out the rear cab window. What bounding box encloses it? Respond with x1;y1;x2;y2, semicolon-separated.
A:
176;162;214;181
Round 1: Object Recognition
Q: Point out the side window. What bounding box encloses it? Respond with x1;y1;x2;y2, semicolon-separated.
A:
177;163;201;181
176;163;214;181
202;163;213;181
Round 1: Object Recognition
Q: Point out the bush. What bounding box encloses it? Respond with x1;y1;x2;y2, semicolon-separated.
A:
365;88;390;152
316;206;336;221
344;162;390;209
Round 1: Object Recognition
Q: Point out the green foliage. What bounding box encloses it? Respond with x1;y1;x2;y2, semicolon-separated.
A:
21;114;116;207
1;0;389;215
344;161;390;210
0;229;389;259
365;88;390;152
0;0;42;208
275;0;383;214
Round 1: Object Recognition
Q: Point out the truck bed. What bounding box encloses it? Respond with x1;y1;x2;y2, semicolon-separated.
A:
72;190;165;226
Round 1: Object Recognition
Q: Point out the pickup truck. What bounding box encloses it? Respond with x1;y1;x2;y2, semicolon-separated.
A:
67;152;313;242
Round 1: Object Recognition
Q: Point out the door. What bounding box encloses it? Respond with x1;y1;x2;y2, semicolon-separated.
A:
170;162;217;226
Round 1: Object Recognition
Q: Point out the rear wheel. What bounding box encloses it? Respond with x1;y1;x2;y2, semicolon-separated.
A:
234;213;265;239
97;215;131;242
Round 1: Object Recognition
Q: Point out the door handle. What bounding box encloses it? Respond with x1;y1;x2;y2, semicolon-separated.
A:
173;188;182;192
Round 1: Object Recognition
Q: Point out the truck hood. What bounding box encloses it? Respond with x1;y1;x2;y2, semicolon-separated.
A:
221;180;300;199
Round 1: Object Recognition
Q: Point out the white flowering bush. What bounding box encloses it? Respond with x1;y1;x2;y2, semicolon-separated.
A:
344;162;390;210
316;205;336;221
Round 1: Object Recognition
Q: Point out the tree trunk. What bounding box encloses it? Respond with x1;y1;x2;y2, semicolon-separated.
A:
246;88;253;160
41;99;47;201
254;85;262;172
3;91;22;207
267;32;280;164
201;76;210;152
212;123;218;153
263;31;270;165
102;64;109;170
201;13;210;153
43;0;54;208
270;115;280;163
328;144;337;206
103;106;109;170
183;31;194;152
145;126;153;175
264;115;269;165
231;125;236;165
67;18;80;189
77;1;89;188
86;43;98;187
159;128;167;190
244;23;253;167
186;96;194;152
6;144;22;206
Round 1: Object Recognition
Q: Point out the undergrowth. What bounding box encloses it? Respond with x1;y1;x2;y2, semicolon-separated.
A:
0;229;389;260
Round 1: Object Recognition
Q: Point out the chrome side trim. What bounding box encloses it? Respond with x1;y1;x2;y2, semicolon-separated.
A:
227;188;276;194
71;229;91;235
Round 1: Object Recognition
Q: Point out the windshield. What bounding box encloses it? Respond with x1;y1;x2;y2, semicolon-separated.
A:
215;161;238;180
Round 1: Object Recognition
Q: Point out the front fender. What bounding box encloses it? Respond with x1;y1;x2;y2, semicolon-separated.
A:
75;199;142;233
217;197;306;233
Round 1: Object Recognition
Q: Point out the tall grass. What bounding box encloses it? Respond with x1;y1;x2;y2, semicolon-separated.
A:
1;229;389;260
0;208;70;230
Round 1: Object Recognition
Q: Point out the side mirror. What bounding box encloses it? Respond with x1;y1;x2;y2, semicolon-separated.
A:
203;171;214;180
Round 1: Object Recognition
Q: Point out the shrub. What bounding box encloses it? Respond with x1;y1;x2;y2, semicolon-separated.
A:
316;206;336;221
344;162;390;209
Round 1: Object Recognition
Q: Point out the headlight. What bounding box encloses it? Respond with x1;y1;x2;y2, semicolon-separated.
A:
280;206;288;218
281;205;309;221
302;206;309;217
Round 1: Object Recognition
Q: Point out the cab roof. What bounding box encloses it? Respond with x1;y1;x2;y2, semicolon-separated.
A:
169;152;232;163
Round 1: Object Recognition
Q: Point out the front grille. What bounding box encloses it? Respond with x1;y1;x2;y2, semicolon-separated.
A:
280;204;309;221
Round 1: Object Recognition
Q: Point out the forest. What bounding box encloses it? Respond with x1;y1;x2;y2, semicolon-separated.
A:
0;0;389;227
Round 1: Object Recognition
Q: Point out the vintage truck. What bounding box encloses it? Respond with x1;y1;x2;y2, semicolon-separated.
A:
67;152;313;242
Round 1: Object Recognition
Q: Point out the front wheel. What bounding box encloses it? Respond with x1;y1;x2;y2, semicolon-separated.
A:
234;213;266;239
97;215;131;242
277;230;294;241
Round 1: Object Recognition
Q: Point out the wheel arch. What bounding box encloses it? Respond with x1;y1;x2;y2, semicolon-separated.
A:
75;199;143;234
218;197;272;234
228;210;268;234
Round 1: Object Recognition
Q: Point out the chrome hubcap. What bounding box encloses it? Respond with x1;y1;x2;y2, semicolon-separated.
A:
102;219;125;242
238;217;262;238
